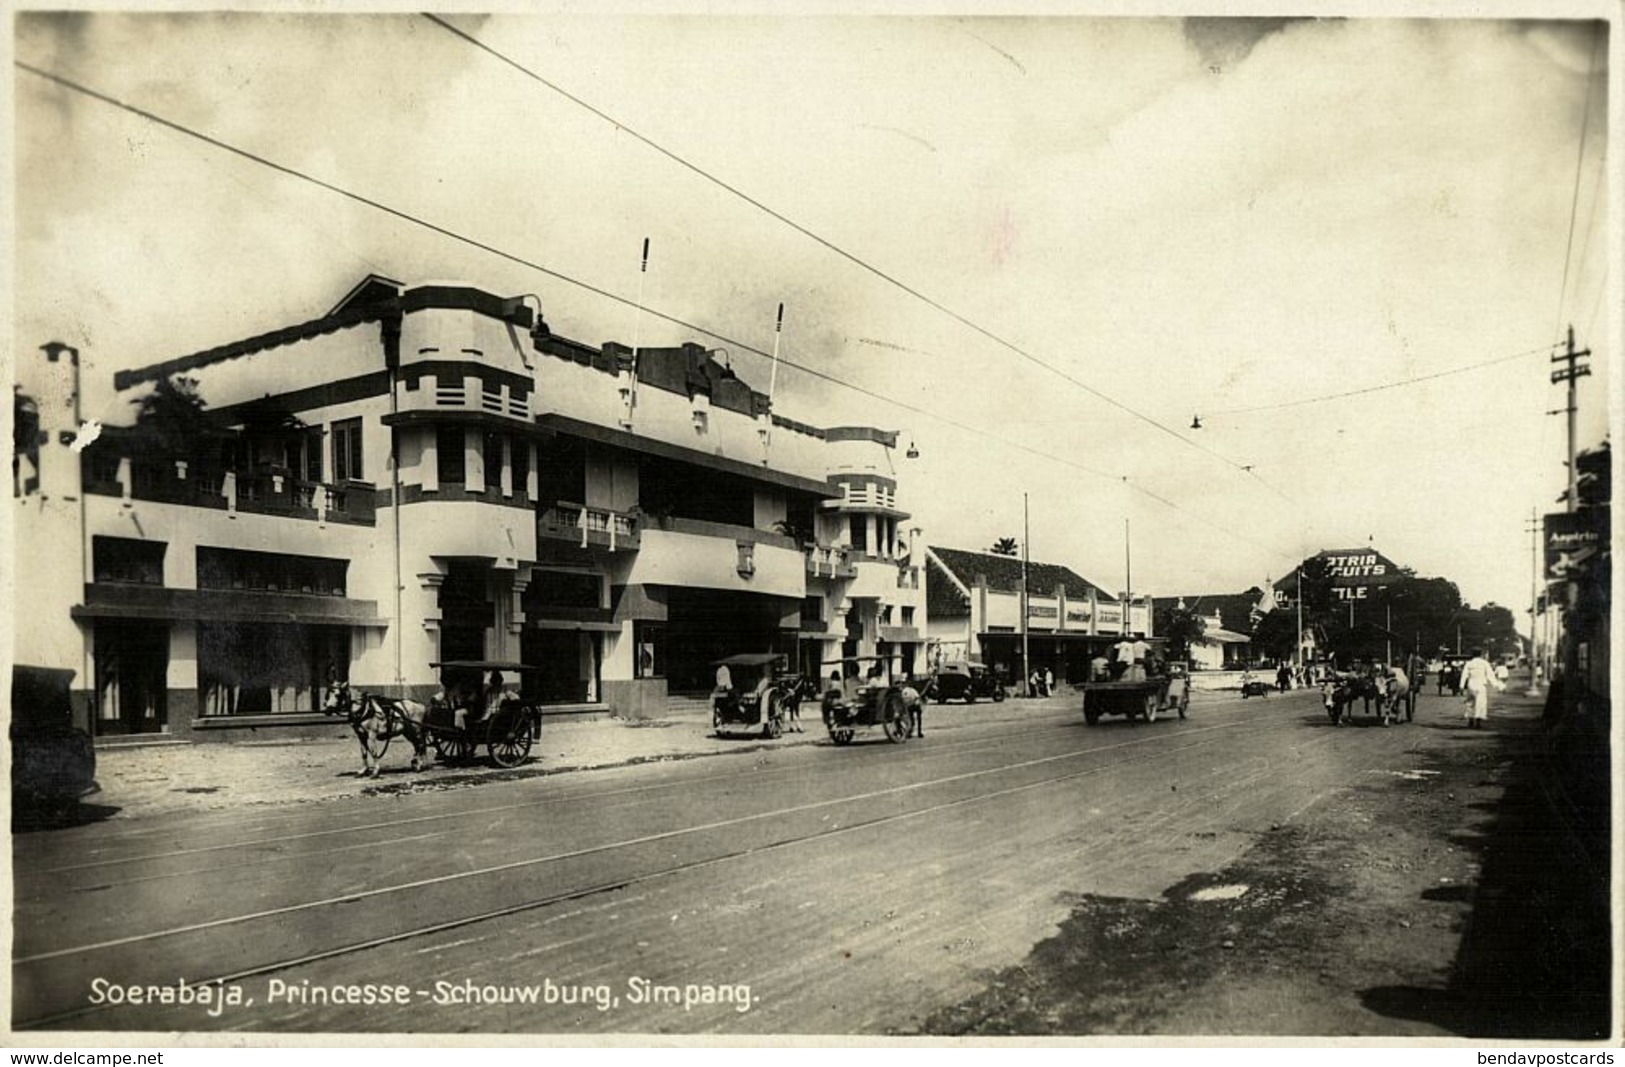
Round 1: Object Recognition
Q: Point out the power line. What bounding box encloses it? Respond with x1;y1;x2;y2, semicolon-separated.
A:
16;60;1303;563
1203;342;1557;417
1553;26;1602;339
418;13;1273;489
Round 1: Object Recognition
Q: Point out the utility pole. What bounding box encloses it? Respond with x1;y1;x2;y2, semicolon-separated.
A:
1021;492;1030;697
1526;508;1543;694
1123;518;1132;637
1550;325;1591;513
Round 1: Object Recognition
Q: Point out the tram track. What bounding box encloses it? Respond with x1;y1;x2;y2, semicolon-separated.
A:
14;711;1331;1030
17;700;1275;885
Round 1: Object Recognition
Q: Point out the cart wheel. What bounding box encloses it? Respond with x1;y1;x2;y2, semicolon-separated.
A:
881;693;909;743
829;725;855;746
993;687;1005;703
433;733;475;764
1144;692;1160;723
486;709;534;768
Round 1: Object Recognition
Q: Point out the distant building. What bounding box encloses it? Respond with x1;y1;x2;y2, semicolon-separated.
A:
15;276;926;739
923;546;1149;684
1150;594;1255;670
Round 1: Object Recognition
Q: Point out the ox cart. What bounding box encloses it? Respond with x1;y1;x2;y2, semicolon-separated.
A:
1078;664;1190;725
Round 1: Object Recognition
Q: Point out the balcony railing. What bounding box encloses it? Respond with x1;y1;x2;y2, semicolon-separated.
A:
805;544;857;579
538;502;640;550
825;484;899;510
87;458;375;525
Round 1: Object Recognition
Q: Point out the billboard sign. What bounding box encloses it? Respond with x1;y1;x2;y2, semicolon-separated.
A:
1276;548;1404;604
1545;510;1608;581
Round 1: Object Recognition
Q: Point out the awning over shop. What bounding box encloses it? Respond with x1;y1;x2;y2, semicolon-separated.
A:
527;618;623;633
72;584;388;627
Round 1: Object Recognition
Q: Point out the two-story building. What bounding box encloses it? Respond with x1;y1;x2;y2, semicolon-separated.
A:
923;545;1152;686
16;275;927;739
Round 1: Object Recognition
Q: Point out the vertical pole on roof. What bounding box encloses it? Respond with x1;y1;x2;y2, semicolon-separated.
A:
1021;492;1030;697
624;238;649;429
1123;518;1132;636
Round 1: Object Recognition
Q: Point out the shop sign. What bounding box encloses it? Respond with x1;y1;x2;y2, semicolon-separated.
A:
1545;510;1608;580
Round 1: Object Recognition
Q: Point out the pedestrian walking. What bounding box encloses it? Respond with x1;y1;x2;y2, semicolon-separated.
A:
1458;648;1504;728
1043;667;1055;697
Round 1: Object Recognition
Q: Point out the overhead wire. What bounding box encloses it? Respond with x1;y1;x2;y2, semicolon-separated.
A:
1553;25;1603;340
15;60;1304;563
1202;342;1559;418
417;13;1285;497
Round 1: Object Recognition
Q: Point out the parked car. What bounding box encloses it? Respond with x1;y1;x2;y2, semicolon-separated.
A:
11;666;99;828
929;660;1006;704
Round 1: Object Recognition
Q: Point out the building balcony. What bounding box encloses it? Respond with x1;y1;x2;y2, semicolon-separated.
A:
805;544;858;580
85;459;375;525
538;501;641;551
821;484;909;517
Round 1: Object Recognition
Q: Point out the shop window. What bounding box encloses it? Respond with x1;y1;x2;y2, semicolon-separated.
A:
524;571;603;612
199;622;347;715
634;621;665;679
437;425;466;487
197;547;347;596
93;536;165;585
331;419;363;484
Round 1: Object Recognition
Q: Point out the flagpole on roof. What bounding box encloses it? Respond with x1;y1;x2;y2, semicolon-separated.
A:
621;237;649;429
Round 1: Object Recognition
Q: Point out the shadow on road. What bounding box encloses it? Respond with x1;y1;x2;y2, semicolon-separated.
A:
1359;709;1611;1040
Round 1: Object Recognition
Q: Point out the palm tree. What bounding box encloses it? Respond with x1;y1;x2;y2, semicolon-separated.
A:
990;537;1019;557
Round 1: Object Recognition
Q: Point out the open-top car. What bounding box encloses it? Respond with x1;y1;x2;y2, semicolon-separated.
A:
929;660;1005;704
11;666;99;828
711;653;801;739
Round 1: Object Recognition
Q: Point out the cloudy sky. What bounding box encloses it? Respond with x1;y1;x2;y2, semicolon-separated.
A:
11;6;1617;625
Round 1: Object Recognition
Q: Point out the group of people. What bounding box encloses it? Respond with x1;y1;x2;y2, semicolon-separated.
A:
1316;649;1507;728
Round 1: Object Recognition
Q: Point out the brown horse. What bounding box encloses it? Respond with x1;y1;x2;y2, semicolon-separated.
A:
322;681;431;777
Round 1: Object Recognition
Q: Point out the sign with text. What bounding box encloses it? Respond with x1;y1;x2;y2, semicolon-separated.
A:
1545;510;1608;581
1276;548;1404;604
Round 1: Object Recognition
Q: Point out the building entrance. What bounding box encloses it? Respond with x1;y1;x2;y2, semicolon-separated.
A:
663;587;796;694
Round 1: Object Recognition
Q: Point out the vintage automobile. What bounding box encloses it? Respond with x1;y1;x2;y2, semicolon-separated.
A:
10;666;99;828
711;653;801;739
1078;661;1190;725
928;660;1006;704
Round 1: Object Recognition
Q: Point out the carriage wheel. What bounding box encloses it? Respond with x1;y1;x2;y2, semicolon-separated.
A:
993;687;1005;703
1143;692;1160;723
881;693;910;744
829;725;855;746
433;732;475;764
486;709;534;769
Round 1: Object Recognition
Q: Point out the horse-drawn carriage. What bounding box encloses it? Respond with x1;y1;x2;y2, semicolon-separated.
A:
323;660;543;776
819;656;920;745
711;653;806;739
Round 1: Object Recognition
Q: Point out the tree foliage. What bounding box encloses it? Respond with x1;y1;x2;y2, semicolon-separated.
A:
128;375;228;461
1162;607;1207;662
990;537;1019;557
